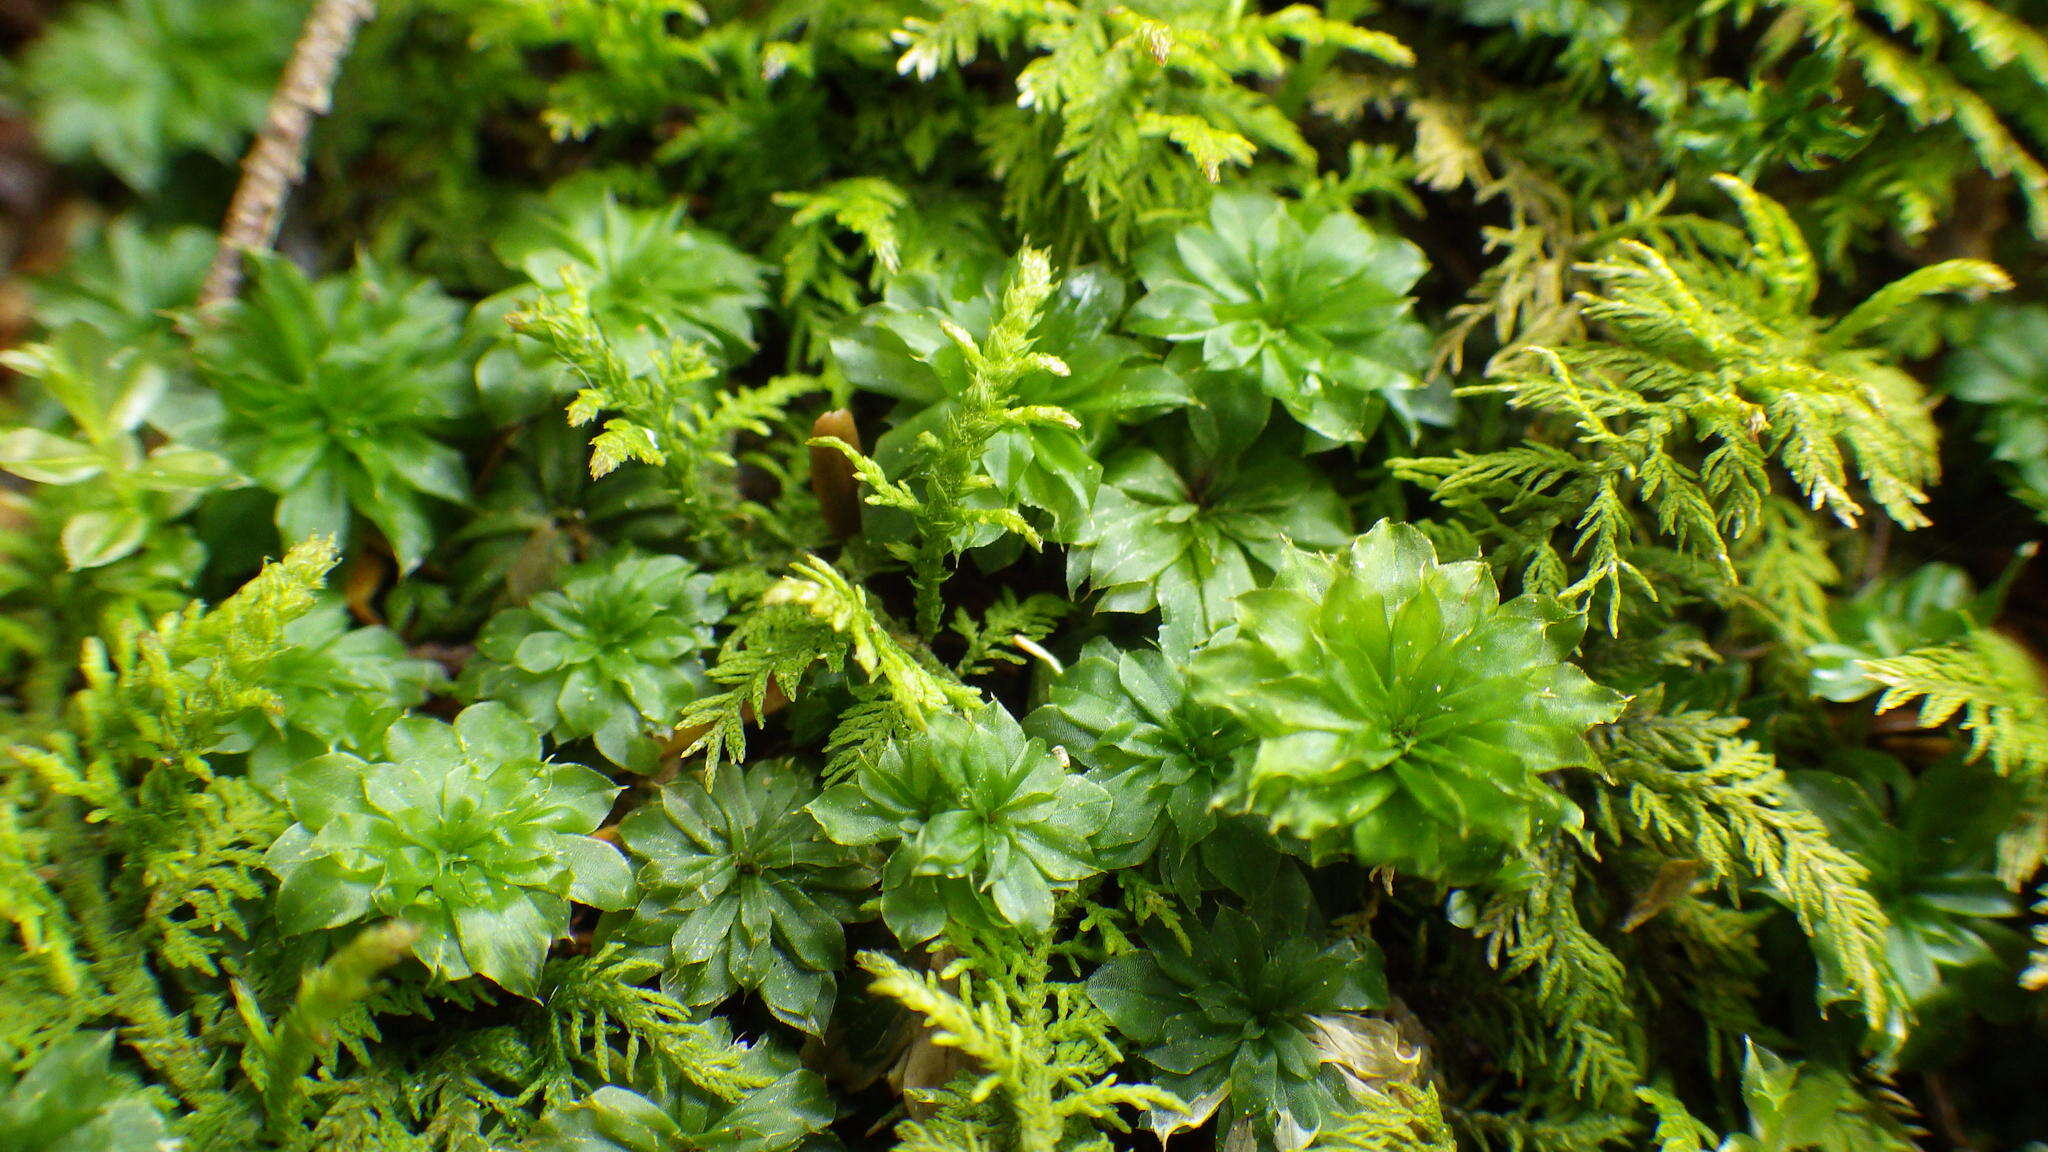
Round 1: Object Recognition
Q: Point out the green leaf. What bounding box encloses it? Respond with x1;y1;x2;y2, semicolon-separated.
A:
132;446;234;493
0;1032;174;1152
266;704;628;993
1804;562;1979;703
532;1086;685;1152
1943;302;2048;518
1090;900;1384;1142
192;252;478;572
463;549;725;768
0;429;103;485
829;255;1184;540
1068;426;1352;654
527;1040;834;1152
1129;190;1433;443
477;185;769;421
31;217;213;349
613;763;871;1034
452;881;556;997
1193;520;1623;881
60;508;150;570
806;705;1109;944
1734;1041;1922;1152
21;0;297;190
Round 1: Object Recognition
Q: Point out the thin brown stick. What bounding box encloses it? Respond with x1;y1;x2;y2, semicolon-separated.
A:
809;408;865;540
199;0;377;307
1923;1072;1980;1152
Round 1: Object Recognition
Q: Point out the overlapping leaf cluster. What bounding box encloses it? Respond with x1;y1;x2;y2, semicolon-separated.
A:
1;1;2046;1151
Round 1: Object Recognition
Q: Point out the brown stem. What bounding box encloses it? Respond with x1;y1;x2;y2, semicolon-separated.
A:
199;0;377;307
1923;1071;1979;1152
809;408;866;540
342;548;388;627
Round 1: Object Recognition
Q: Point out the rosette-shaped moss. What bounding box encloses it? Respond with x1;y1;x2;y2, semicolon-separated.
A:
1026;639;1253;868
808;706;1110;944
0;324;233;572
219;600;444;790
475;186;769;420
829;257;1186;536
528;1031;833;1152
21;0;296;191
32;218;213;351
438;419;687;626
1129;191;1434;443
0;1032;172;1152
1942;302;2048;519
1088;896;1387;1146
190;252;477;571
1067;426;1351;653
1804;562;1979;703
615;763;873;1034
1191;520;1624;881
266;703;634;994
1796;754;2020;1012
464;551;725;769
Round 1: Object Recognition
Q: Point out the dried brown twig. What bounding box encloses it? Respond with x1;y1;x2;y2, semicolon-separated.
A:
200;0;377;307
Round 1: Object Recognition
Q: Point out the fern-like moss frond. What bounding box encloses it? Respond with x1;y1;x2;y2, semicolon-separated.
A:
861;926;1182;1152
1396;176;2006;632
1596;705;1902;1042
